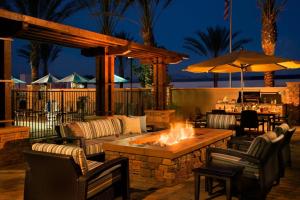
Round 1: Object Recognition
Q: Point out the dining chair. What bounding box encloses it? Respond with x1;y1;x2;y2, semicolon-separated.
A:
240;110;265;136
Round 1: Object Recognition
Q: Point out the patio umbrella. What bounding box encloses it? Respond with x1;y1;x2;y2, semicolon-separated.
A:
32;74;59;84
88;75;128;83
184;50;300;103
58;72;89;84
12;76;26;84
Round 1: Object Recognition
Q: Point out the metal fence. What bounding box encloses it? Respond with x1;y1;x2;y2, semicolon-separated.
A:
12;89;153;139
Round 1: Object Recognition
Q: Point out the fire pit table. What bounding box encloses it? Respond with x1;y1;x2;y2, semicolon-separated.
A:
103;128;233;186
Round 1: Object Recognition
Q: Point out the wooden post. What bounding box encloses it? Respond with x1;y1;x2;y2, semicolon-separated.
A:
0;39;12;127
152;57;167;110
95;47;115;116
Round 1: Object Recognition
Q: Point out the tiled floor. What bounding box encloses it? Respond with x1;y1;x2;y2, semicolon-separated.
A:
1;127;300;200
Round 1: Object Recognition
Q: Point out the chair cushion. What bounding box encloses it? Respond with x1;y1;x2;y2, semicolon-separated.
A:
211;152;259;179
32;143;88;175
247;135;271;159
207;114;236;129
89;119;118;138
69;121;94;139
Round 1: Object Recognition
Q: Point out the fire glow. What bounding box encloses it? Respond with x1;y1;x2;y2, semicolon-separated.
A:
157;123;194;146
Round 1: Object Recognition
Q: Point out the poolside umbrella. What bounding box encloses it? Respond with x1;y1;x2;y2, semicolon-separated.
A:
88;75;128;83
58;72;89;84
12;76;26;84
183;50;300;103
32;74;59;84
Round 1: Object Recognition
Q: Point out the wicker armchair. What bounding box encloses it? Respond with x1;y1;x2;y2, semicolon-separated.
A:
23;143;129;200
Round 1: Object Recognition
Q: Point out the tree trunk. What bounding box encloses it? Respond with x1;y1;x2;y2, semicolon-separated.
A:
213;74;218;88
30;43;40;82
261;13;276;87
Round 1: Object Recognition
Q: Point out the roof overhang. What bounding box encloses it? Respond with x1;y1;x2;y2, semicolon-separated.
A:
0;9;188;64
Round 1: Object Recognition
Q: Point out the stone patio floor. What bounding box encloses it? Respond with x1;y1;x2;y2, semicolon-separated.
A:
0;127;300;200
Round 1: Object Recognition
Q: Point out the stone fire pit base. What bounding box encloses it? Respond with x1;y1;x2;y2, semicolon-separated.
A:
104;128;232;186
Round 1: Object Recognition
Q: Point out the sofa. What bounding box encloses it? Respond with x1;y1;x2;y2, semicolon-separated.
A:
57;115;147;156
24;143;129;200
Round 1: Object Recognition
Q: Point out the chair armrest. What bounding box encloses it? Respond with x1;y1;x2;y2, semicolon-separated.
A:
228;138;252;148
207;147;261;165
86;157;129;181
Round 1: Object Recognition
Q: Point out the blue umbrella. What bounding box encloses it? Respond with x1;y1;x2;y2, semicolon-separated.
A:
12;76;26;84
58;72;89;84
88;75;128;83
32;74;59;84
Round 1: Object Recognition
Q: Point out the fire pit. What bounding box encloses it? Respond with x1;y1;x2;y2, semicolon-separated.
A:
103;127;233;186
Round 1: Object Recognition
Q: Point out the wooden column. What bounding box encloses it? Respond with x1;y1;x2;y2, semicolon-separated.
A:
95;47;115;116
0;39;12;127
152;57;167;110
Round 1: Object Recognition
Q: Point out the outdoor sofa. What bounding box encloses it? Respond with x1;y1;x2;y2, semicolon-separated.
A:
57;115;147;156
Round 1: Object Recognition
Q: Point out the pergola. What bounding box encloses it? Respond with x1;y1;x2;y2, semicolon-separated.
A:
0;9;188;126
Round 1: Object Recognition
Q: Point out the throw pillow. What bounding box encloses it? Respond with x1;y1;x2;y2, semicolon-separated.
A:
67;122;84;137
129;115;147;133
123;116;142;134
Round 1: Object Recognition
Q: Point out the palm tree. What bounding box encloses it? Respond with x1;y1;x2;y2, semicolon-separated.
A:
78;0;132;35
184;26;252;87
130;0;173;87
114;31;135;88
4;0;83;81
258;0;287;87
133;0;173;46
40;44;62;76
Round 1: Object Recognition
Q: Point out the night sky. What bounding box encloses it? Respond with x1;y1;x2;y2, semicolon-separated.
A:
11;0;300;81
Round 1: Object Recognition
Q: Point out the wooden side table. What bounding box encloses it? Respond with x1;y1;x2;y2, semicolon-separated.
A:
193;164;243;200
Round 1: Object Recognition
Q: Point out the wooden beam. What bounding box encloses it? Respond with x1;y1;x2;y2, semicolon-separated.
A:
81;47;105;57
107;44;131;56
0;39;12;127
95;47;115;116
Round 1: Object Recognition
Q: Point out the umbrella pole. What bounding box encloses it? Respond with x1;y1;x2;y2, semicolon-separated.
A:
241;68;244;108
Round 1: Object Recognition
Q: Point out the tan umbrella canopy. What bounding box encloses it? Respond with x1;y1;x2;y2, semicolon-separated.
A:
183;50;300;103
184;50;300;73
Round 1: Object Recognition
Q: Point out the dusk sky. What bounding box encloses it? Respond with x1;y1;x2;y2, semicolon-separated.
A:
11;0;300;81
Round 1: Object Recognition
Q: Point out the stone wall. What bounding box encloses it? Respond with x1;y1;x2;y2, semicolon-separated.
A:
105;138;228;186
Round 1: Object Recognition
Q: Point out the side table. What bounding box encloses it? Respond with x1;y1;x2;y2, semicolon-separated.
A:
193;164;243;200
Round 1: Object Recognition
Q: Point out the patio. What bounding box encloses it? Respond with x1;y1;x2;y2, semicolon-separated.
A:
0;127;299;200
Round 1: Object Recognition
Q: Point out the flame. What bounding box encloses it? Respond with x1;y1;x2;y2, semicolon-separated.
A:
158;123;194;146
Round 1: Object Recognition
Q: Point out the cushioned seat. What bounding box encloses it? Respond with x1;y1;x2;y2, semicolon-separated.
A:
24;143;130;200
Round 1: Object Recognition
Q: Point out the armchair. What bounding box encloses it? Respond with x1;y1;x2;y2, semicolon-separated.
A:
23;143;129;200
206;134;284;199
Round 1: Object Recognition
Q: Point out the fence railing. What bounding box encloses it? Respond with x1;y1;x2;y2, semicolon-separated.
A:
12;89;153;139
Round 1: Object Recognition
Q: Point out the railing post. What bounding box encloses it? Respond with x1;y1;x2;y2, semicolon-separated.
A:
61;90;64;123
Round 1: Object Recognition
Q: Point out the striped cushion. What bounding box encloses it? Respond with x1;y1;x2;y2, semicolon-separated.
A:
87;164;121;199
32;143;88;175
110;118;122;135
89;119;117;138
75;122;94;139
85;139;106;155
211;152;259;179
247;135;271;159
207;114;236;129
87;160;103;171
